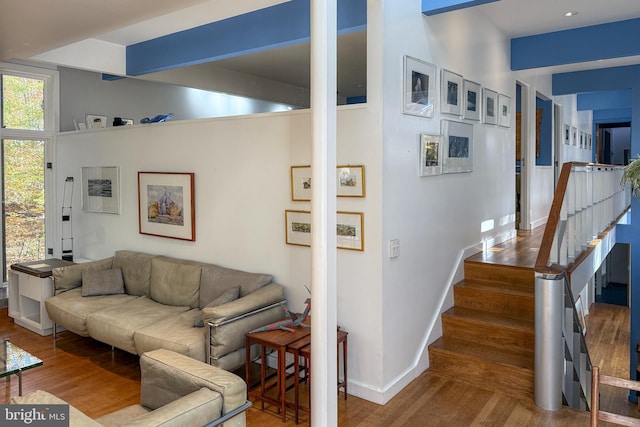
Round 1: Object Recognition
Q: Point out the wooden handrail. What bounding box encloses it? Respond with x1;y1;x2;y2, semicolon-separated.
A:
534;162;627;274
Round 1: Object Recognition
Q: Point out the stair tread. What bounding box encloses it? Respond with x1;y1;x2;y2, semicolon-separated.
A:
443;306;534;331
455;279;534;296
429;336;534;370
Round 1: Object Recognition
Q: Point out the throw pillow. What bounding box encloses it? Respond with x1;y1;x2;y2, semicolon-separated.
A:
81;267;125;297
194;286;240;327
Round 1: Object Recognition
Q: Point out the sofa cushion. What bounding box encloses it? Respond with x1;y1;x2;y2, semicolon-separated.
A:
86;297;190;354
199;264;272;309
150;256;202;308
81;267;125;297
135;309;206;362
113;250;155;297
45;288;138;336
194;287;239;327
52;257;114;293
11;390;102;427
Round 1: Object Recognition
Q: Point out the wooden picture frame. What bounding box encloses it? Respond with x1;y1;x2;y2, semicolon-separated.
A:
138;171;195;241
442;119;474;174
285;210;311;247
284;210;365;251
441;69;463;116
420;133;442;176
82;166;119;214
290;165;312;201
337;165;366;197
403;55;436;118
482;88;498;125
463;80;481;121
337;211;364;251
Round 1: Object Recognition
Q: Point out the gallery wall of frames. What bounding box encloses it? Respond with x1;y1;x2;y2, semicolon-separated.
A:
403;55;513;178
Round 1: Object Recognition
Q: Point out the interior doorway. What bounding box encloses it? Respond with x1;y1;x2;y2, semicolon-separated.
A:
595;122;630;165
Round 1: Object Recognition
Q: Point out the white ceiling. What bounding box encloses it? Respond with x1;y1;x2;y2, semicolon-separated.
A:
2;0;640;100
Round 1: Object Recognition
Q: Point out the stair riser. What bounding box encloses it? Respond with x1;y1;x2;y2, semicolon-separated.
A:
442;316;534;354
454;285;534;318
429;347;534;399
464;261;534;288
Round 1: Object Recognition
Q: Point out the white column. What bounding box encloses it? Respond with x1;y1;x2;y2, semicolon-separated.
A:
310;0;338;426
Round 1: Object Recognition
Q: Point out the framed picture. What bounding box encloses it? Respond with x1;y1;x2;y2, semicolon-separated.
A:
588;134;592;150
441;69;463;116
564;124;571;145
285;210;365;251
138;172;195;241
337;165;365;197
498;94;512;127
572;126;577;146
482;88;498;125
337;211;364;251
579;131;585;149
290;165;312;201
575;296;586;335
442;119;474;174
81;166;119;214
419;133;442;176
463;80;481;121
403;56;436;118
285;210;311;247
85;114;107;129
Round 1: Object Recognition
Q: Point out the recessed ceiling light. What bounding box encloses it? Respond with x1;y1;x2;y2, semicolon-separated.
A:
564;11;578;17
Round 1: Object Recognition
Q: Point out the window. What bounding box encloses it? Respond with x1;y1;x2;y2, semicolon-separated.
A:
0;64;58;281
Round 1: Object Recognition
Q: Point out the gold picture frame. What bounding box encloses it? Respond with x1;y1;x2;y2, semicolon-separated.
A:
337;165;365;197
284;210;365;251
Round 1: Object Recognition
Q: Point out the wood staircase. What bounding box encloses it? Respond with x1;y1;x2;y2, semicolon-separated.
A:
428;254;536;399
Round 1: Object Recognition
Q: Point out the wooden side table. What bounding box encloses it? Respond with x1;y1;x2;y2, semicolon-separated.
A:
292;329;348;424
245;320;311;422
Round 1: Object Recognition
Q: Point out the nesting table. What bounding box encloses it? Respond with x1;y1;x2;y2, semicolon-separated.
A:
245;319;348;424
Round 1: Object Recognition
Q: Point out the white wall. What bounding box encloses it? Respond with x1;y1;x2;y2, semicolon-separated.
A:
375;1;517;401
59;67;295;132
53;105;385;399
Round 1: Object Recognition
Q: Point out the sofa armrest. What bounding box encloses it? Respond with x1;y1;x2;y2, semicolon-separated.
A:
51;257;113;294
140;349;246;427
203;283;285;325
122;388;222;427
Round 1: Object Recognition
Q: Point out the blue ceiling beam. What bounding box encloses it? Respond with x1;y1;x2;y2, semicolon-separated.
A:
512;18;640;71
127;0;367;76
421;0;499;16
552;65;640;96
593;108;632;123
577;90;632;111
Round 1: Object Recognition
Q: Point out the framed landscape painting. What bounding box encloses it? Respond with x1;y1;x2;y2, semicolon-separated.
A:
285;210;311;247
337;211;364;251
82;166;119;214
138;172;195;241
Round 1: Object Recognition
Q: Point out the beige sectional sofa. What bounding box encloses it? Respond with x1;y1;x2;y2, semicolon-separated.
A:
11;348;250;427
45;250;286;370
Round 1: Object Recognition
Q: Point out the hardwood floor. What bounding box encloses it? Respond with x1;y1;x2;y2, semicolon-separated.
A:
0;229;635;426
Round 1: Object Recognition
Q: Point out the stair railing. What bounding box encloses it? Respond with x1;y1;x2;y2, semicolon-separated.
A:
534;162;630;411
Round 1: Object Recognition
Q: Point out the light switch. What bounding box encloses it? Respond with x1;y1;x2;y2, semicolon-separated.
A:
389;239;400;258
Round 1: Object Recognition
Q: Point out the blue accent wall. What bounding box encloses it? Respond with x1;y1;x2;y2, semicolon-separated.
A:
535;97;552;166
421;0;499;16
512;18;640;71
127;0;367;76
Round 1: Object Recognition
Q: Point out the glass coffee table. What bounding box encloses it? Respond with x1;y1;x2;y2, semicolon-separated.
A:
0;339;43;396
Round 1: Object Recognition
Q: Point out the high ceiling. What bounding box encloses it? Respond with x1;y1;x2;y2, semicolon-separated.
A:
2;0;640;100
